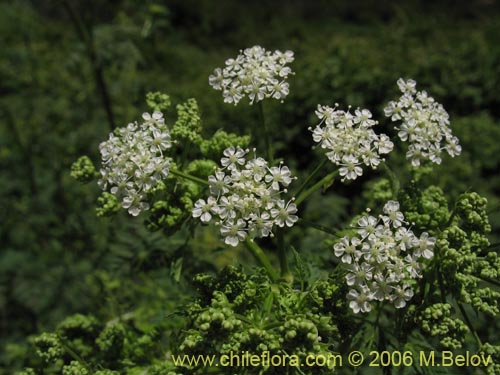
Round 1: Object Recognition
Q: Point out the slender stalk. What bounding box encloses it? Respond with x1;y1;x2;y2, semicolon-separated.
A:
486;242;500;250
62;0;116;130
437;266;447;304
477;275;500;288
58;336;93;372
295;170;339;206
179;139;192;168
244;238;279;281
258;101;274;163
295;158;328;198
297;218;341;237
441;200;458;230
379;162;400;199
458;303;483;347
170;169;209;186
276;229;291;282
3;109;38;196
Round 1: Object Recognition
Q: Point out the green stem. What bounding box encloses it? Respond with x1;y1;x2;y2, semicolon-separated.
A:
297;218;341;237
276;229;291;282
170;168;209;186
258;101;274;163
295;170;339;206
58;335;93;372
441;201;458;230
458;303;483;347
179;139;192;168
62;0;116;130
437;266;447;304
477;275;500;288
486;242;500;250
295;158;328;198
244;238;279;281
380;162;400;199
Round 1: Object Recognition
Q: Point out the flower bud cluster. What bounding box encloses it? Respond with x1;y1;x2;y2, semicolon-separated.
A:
70;156;98;183
481;343;500;375
33;333;64;363
311;105;393;181
419;303;469;349
334;200;435;313
61;361;90;375
437;192;499;316
384;78;461;166
180;266;340;374
98;111;172;216
192;146;298;246
209;45;294;105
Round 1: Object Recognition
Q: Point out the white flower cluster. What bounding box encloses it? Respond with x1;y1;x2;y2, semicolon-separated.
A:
310;105;394;181
384;78;461;167
192;146;298;247
208;45;294;105
98;111;171;216
334;200;435;314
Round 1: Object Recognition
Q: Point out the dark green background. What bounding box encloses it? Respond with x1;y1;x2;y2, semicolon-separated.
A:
1;0;500;372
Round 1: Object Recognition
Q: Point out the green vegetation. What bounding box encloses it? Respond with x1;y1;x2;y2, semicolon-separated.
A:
1;1;499;374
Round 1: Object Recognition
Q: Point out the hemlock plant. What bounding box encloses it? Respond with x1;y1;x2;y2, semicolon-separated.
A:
23;45;499;375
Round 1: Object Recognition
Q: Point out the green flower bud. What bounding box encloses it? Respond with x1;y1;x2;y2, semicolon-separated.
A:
146;92;171;112
71;156;98;183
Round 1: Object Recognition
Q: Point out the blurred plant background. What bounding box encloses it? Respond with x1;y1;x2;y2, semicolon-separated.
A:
1;0;499;373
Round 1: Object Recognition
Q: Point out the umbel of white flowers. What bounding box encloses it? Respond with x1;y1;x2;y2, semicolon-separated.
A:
334;200;435;314
384;78;462;166
208;45;294;105
98;111;171;216
192;146;298;246
310;105;394;181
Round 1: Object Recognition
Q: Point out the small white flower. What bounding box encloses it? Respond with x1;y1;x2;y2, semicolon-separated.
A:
243;157;267;182
347;286;373;314
357;215;379;239
122;190;150;217
395;227;417;251
209;68;224;90
221;146;247;170
371;274;392;301
376;134;394;155
382;200;405;228
345;262;373;286
142;110;165;126
220;219;247;247
397;78;417;94
390;283;414;308
339;155;363;181
404;254;422;278
192;197;218;223
248;211;274;238
415;232;435;259
265;165;292;190
271;200;298;227
334;237;362;264
208;171;231;195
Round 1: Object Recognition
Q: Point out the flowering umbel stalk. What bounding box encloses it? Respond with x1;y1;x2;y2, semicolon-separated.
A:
334;200;435;313
192;147;298;246
209;45;294;105
98;111;171;216
310;105;393;181
384;78;461;166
